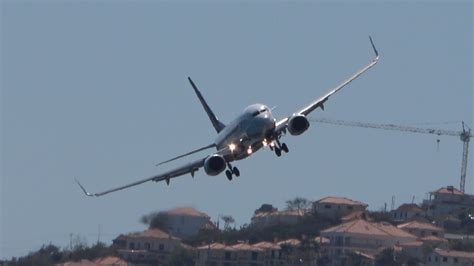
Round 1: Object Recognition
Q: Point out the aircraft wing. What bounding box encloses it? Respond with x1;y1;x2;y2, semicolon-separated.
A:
75;157;206;197
275;36;379;134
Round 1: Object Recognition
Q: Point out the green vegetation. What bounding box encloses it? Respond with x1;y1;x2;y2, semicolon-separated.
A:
186;212;340;246
7;242;116;266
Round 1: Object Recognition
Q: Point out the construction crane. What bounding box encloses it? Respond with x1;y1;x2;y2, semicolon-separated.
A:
311;118;473;192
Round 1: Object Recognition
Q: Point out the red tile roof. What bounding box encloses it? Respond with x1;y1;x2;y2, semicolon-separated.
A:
316;196;368;207
396;203;423;212
231;243;263;251
322;219;415;238
431;187;464;195
433;248;474;259
124;229;180;240
161;207;209;218
277;239;301;246
342;211;367;222
197;243;235;251
397;221;444;232
398;240;423;247
252;241;281;250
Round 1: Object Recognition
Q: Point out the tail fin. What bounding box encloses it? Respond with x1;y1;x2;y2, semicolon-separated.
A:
188;77;226;133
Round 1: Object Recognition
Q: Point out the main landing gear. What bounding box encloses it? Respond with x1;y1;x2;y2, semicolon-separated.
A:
225;163;240;181
271;139;289;157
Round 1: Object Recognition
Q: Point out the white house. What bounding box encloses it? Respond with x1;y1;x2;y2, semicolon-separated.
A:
158;207;216;238
114;228;185;264
392;203;425;222
427;248;474;266
321;218;417;259
313;196;368;218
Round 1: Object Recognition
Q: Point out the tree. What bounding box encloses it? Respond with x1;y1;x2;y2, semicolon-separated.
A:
221;215;235;231
286;197;311;211
254;203;277;214
140;211;169;230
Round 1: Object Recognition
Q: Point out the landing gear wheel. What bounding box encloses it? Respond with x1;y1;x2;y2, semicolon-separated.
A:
275;147;282;157
225;170;233;181
281;143;289;153
233;167;240;177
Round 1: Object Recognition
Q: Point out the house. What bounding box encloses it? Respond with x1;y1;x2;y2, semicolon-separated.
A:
157;207;216;238
397;220;444;238
427;248;474;265
250;209;305;228
321;218;417;260
252;241;285;265
395;240;425;260
196;239;318;265
231;243;265;264
424;186;474;217
196;242;266;266
196;243;238;265
114;228;185;264
392;203;425;222
434;214;462;230
313;197;368;218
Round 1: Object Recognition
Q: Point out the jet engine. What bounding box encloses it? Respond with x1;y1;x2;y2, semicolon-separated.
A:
204;154;227;176
287;114;310;136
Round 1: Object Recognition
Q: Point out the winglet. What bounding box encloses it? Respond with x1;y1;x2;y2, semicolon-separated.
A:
75;178;94;197
369;36;379;59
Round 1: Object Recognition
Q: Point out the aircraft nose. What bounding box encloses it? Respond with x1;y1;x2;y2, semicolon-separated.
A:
246;117;275;139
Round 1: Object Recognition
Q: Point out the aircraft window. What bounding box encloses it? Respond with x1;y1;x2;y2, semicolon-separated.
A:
252;108;267;117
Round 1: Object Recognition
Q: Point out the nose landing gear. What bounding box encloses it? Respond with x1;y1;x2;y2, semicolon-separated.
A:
225;163;240;181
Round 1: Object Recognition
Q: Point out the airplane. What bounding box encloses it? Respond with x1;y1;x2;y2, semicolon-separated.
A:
76;37;379;197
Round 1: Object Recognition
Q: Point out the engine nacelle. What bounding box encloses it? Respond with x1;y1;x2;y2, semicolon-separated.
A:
288;114;310;136
204;154;227;176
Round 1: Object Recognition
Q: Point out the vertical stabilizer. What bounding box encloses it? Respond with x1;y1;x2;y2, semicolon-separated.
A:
188;77;226;133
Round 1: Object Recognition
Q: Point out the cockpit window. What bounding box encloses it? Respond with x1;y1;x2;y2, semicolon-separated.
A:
252;107;268;117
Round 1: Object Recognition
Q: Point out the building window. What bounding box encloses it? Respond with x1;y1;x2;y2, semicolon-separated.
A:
251;252;258;260
159;244;164;251
428;256;431;262
144;242;151;250
325;205;331;209
129;242;135;250
443;257;447;262
225;252;231;260
454;258;458;263
347;206;353;210
435;256;438;262
345;237;351;245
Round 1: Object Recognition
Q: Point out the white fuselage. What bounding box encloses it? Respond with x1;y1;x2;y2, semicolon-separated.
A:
214;104;276;161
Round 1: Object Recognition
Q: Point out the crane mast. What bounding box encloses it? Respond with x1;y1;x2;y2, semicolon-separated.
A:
311;118;472;192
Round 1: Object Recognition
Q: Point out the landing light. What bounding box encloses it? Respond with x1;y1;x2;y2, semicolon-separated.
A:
247;146;253;154
262;139;268;146
229;143;236;152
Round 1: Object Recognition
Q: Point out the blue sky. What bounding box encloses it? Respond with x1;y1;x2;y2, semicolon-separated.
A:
1;1;472;259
